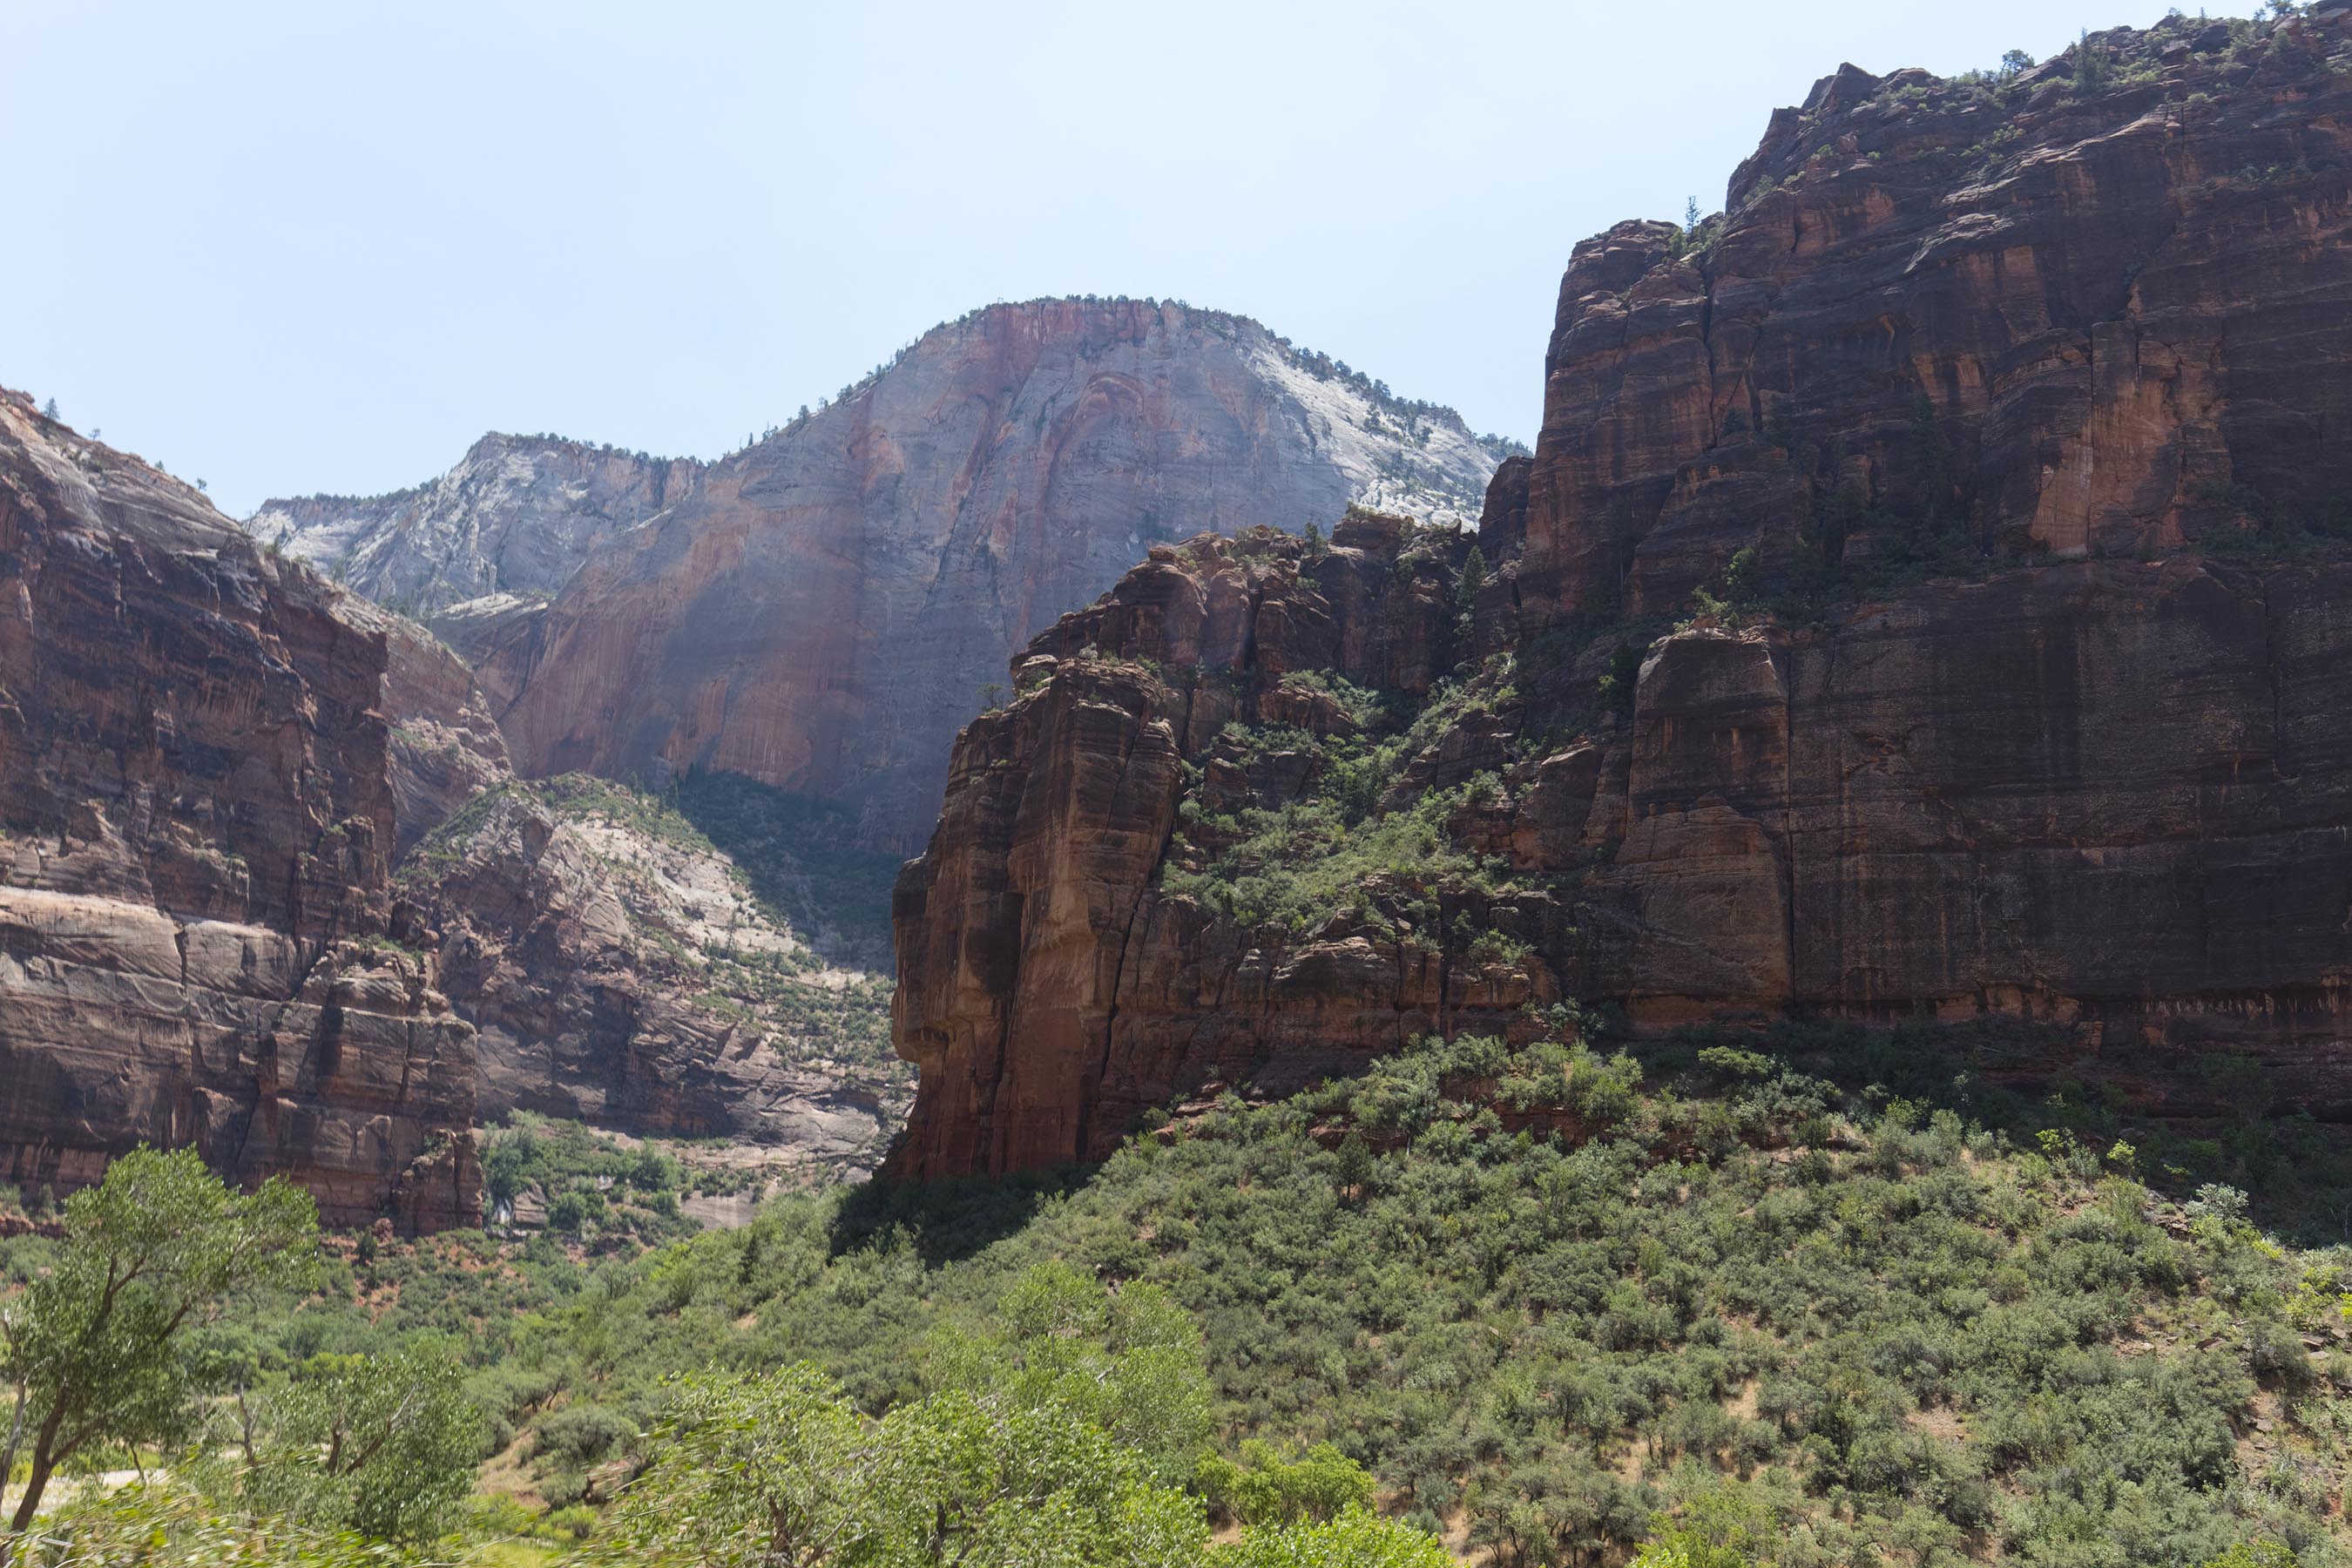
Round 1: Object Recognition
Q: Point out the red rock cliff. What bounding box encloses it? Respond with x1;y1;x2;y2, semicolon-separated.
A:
887;9;2352;1179
1518;11;2352;620
0;392;480;1228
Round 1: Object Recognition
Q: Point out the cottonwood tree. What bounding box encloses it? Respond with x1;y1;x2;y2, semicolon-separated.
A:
231;1341;483;1542
0;1147;317;1538
590;1267;1442;1567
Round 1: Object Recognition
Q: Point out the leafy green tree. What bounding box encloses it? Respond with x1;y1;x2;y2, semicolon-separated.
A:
864;1388;1205;1567
926;1263;1213;1485
2198;1543;2298;1568
233;1342;484;1541
592;1364;1208;1568
1718;544;1759;610
2072;30;2112;91
1211;1506;1450;1567
591;1365;875;1567
1197;1439;1375;1526
0;1148;317;1533
1454;545;1487;614
14;1482;436;1567
1631;1533;1754;1568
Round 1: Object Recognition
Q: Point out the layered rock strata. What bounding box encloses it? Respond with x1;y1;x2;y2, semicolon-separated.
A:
888;10;2352;1179
0;392;479;1227
401;779;907;1173
1518;10;2352;621
261;301;1508;853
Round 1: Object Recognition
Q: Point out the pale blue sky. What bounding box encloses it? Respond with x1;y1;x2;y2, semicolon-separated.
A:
10;0;2259;517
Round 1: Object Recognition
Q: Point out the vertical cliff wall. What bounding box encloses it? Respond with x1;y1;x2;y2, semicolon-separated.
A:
1517;11;2352;621
0;391;479;1227
886;8;2352;1179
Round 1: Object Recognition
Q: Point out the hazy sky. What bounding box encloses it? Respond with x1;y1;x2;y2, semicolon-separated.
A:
11;0;2260;517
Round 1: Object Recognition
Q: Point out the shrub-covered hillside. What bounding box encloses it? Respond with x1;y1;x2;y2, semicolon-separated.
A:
12;1017;2340;1565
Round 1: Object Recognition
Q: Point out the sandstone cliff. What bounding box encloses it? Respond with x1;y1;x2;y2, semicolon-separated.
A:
399;776;906;1173
264;300;1508;854
0;391;481;1227
887;8;2352;1179
1517;10;2352;621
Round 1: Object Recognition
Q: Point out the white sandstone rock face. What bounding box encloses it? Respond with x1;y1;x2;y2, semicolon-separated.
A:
249;433;701;614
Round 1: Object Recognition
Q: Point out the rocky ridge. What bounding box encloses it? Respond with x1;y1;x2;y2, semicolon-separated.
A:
885;8;2352;1179
400;776;907;1173
251;434;700;617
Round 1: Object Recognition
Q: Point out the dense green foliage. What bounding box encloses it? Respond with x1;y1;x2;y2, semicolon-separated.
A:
7;1268;1439;1567
573;1267;1440;1567
478;1116;697;1245
17;1023;2336;1565
1;1150;321;1532
226;1343;483;1542
1159;662;1539;941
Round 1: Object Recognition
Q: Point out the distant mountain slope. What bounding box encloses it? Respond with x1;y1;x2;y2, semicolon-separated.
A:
247;298;1510;850
492;299;1511;852
248;301;1506;624
250;435;698;616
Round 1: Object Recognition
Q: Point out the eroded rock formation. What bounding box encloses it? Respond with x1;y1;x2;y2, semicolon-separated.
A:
401;778;907;1173
1517;10;2352;621
887;9;2352;1179
0;392;480;1227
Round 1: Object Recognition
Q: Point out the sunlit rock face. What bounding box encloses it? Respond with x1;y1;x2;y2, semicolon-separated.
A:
0;391;481;1230
485;300;1504;853
1518;17;2352;621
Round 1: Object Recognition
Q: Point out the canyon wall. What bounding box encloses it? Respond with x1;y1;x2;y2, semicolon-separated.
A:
258;301;1506;854
887;8;2352;1179
1517;10;2352;622
496;301;1504;853
0;392;480;1227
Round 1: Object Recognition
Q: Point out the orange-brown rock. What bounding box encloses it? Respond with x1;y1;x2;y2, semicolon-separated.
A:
887;526;1551;1178
888;10;2352;1179
0;391;479;1228
890;531;2352;1179
358;599;515;859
